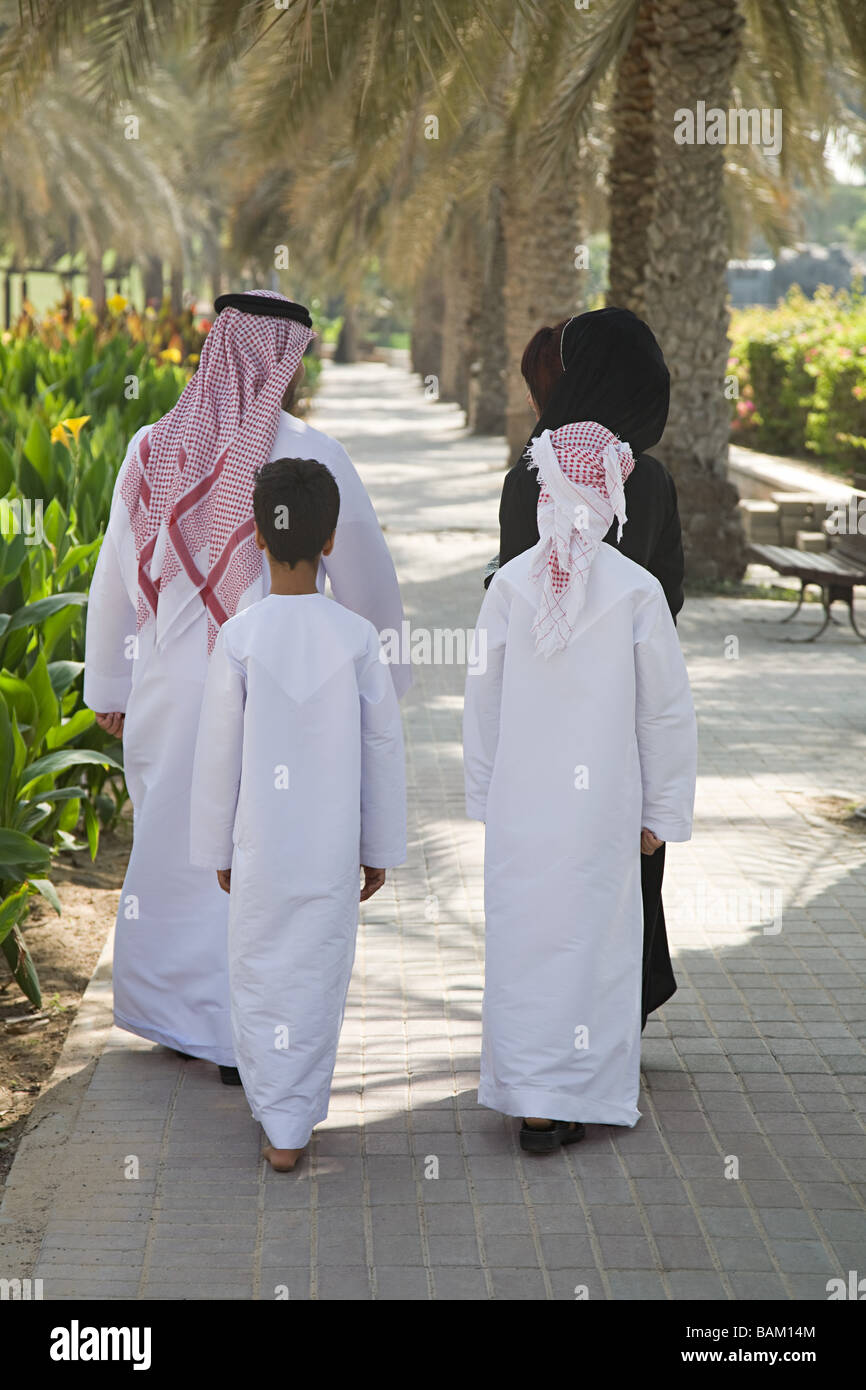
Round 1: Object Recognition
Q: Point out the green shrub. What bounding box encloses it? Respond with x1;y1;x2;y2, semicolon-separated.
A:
729;284;866;475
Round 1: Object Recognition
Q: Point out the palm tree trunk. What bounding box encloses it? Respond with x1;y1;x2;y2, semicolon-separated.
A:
410;268;444;386
334;302;360;363
169;266;184;314
503;151;582;462
607;3;658;315
86;253;106;311
439;214;482;412
143;256;164;310
639;0;746;583
471;184;507;436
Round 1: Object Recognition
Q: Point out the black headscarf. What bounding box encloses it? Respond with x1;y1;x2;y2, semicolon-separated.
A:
496;305;683;617
530;306;669;457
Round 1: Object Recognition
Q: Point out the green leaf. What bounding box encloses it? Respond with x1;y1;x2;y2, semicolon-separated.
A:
84;802;99;860
10;711;27;787
40;497;68;550
38;604;85;662
18;787;86;807
54;829;86;853
47;661;85;699
19;746;123;791
44;705;94;750
55;537;102;583
9;712;27;810
1;927;42;1008
0;671;38;731
0;438;14;495
0;696;13;813
57;796;81;833
26;651;60;749
7;591;88;634
23;417;53;490
0;828;51;873
0;529;26;588
29;878;61;915
0;883;31;948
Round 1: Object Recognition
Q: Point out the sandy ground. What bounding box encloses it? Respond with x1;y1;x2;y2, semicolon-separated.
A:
0;818;131;1193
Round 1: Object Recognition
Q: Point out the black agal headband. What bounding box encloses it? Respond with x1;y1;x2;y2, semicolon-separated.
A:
214;293;313;328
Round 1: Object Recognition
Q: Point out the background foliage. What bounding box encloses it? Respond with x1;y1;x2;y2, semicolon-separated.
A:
729;285;866;473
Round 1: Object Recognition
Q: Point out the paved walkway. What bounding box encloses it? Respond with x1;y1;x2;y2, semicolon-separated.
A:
2;362;865;1300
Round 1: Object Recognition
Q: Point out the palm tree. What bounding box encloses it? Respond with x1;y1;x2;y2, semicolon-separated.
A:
6;0;866;577
0;60;188;306
0;0;585;441
536;0;866;581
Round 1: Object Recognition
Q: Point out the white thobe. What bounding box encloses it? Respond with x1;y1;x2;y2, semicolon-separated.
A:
190;595;406;1148
83;412;409;1065
463;545;697;1127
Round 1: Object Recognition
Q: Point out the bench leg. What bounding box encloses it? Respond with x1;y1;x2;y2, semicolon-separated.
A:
779;579;807;622
844;589;866;642
785;585;833;642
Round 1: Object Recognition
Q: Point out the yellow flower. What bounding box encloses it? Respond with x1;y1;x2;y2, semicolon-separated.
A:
159;347;182;364
107;293;128;314
187;353;199;364
61;415;91;442
78;296;94;312
50;423;68;444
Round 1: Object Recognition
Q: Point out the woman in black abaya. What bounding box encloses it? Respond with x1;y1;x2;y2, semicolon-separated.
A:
496;306;685;1028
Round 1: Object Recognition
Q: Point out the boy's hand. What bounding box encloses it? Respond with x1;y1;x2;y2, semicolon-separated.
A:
641;828;664;856
95;711;125;738
216;868;232;894
360;866;386;902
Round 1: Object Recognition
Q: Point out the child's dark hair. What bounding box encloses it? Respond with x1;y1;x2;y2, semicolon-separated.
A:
252;457;340;566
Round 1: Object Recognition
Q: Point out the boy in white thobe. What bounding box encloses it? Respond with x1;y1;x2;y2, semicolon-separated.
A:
464;422;697;1153
190;457;406;1169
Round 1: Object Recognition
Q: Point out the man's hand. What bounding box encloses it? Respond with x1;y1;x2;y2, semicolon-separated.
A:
95;711;125;738
216;868;232;894
360;866;386;902
640;828;664;856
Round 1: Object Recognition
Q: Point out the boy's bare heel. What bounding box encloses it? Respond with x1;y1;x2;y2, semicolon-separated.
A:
263;1144;305;1172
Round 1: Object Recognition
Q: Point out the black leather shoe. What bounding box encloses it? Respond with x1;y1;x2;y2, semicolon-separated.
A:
520;1120;586;1153
219;1066;243;1086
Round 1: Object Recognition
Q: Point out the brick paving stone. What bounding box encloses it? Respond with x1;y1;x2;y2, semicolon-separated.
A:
430;1266;490;1299
727;1271;790;1300
2;361;865;1304
375;1266;431;1299
489;1268;550;1299
667;1271;730;1300
710;1238;776;1271
607;1270;670;1299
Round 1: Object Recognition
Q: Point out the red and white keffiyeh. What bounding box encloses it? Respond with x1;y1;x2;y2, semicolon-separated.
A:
527;421;635;656
120;289;313;654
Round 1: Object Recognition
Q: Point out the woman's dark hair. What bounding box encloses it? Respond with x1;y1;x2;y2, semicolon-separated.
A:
252;457;340;566
520;320;570;414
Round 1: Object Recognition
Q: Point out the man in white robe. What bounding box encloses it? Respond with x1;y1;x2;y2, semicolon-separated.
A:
464;421;697;1152
190;457;406;1168
84;291;409;1079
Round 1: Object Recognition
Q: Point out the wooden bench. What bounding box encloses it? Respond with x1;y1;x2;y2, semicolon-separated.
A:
749;528;866;641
